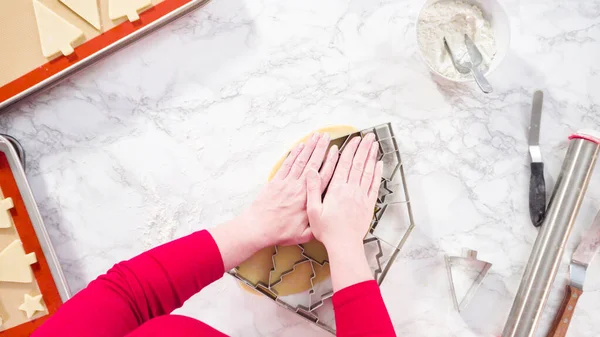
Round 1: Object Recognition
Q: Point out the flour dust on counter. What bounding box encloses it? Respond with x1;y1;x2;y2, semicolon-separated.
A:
136;179;193;250
139;203;179;249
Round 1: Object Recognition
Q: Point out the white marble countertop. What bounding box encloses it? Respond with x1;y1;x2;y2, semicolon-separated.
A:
2;0;600;336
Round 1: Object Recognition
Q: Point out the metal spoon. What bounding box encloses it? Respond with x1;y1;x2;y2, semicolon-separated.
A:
464;34;493;93
443;36;493;93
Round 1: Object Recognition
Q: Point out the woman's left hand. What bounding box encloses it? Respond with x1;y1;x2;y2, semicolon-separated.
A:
245;132;339;247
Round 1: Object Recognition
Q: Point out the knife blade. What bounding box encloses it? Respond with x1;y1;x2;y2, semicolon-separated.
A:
528;90;546;227
547;210;600;337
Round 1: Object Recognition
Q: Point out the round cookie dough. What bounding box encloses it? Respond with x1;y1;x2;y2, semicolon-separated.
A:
237;125;358;296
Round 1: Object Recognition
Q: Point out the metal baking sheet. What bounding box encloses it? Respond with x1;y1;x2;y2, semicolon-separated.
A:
0;136;70;302
0;0;211;111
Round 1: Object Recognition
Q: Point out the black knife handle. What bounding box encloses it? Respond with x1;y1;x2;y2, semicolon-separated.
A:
529;162;547;227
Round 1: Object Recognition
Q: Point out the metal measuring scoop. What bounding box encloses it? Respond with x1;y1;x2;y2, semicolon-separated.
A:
443;34;493;93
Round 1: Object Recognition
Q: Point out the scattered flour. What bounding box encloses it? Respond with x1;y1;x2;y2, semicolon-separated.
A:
137;178;189;249
141;205;178;249
417;1;497;80
139;196;201;249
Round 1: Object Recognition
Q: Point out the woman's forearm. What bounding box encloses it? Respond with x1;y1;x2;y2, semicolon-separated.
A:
332;280;397;337
208;212;271;271
327;239;397;336
326;239;373;292
35;210;275;337
34;230;225;336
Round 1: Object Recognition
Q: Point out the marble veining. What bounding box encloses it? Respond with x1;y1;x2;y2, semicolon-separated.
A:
1;0;600;336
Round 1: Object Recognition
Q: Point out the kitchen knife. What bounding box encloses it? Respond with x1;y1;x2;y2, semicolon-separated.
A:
529;90;546;227
547;209;600;337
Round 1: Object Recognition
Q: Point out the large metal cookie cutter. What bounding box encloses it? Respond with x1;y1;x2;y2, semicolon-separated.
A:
229;123;416;333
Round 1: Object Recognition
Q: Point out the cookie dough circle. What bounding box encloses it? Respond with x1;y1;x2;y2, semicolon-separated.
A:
237;125;358;296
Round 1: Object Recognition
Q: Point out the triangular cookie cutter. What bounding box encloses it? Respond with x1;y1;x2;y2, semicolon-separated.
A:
445;249;491;312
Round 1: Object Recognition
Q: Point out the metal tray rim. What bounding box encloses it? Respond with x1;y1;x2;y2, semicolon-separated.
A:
0;136;71;302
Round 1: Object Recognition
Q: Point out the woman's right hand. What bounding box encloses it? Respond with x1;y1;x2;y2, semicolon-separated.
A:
305;133;383;251
305;133;383;291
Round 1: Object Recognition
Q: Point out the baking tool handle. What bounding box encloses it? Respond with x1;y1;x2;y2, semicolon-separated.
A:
529;162;546;227
547;285;582;337
469;65;493;93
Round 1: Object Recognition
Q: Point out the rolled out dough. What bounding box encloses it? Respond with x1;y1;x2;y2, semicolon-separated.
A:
0;198;14;228
0;240;37;283
236;246;275;286
269;245;305;285
18;294;45;319
236;125;358;296
60;0;101;30
33;0;85;57
109;0;152;21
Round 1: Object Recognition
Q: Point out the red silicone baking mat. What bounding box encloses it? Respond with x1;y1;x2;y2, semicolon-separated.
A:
0;151;62;336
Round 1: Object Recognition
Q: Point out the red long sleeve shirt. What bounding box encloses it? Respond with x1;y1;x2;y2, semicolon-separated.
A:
34;230;396;336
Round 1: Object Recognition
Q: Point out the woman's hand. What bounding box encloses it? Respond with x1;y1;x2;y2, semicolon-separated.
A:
211;132;339;271
245;132;339;247
306;133;382;248
305;133;383;291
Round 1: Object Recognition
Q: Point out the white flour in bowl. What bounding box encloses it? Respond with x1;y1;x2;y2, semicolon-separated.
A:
417;1;497;80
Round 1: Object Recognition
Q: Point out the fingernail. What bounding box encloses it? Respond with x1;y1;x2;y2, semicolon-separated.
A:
297;142;305;150
323;133;330;141
371;142;379;154
366;133;375;140
312;133;320;141
329;145;339;157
